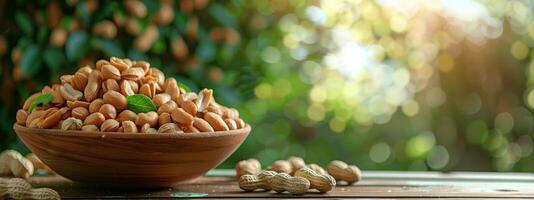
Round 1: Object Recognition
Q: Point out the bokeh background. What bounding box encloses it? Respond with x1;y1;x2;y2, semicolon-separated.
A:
1;0;534;171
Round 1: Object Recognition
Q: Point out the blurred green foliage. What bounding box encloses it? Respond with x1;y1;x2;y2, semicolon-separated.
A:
2;0;534;172
0;0;260;154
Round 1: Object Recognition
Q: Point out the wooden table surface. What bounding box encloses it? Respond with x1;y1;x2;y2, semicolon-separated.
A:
25;170;534;199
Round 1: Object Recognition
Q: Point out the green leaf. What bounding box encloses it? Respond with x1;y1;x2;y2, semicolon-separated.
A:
28;93;54;113
91;38;125;57
220;44;239;64
212;85;239;106
127;49;149;61
138;18;149;31
66;31;89;61
196;36;215;62
126;94;157;114
17;85;31;107
43;47;66;73
173;12;187;34
16;37;32;50
37;26;48;44
15;12;34;35
76;2;91;24
208;3;238;28
20;44;42;78
178;82;191;93
93;1;118;22
141;0;158;13
150;39;166;54
60;16;74;30
175;76;198;92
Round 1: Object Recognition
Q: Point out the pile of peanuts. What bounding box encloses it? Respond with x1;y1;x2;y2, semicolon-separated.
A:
15;57;246;133
236;157;362;195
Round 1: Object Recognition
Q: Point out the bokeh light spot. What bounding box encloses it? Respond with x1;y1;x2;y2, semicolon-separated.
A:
254;83;272;99
406;131;436;158
526;90;534;109
485;132;506;151
329;117;346;133
393;68;410;87
273;79;292;99
408;51;426;69
494;112;514;134
305;6;327;25
511;41;529;60
370;142;391;163
402;100;419;117
390;15;407;33
466;120;489;144
426;87;446;107
460;93;482;115
528;24;534;39
426;146;449;170
307;103;325;122
261;46;281;63
310;86;327;103
283;34;299;49
436;53;454;72
518;135;534;157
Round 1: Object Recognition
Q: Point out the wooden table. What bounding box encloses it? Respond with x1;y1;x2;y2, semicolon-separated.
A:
26;170;534;199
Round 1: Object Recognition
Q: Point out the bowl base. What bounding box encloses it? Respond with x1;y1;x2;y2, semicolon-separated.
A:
13;124;250;188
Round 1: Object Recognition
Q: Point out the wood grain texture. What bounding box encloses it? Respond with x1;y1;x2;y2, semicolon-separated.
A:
13;124;250;188
25;171;534;199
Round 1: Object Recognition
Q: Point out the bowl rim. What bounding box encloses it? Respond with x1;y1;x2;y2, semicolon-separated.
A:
13;123;251;139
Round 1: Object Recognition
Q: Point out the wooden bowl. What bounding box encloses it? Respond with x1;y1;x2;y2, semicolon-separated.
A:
13;124;250;188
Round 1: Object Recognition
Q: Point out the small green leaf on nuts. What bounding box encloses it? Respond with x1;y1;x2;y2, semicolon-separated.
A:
28;93;54;113
126;94;157;114
178;82;191;93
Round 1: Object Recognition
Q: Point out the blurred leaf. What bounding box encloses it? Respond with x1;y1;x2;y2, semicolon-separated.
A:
37;0;48;6
60;16;74;30
196;33;215;62
127;49;149;61
220;44;239;64
230;0;243;5
187;66;204;82
15;12;33;35
141;0;158;13
16;85;31;106
208;3;238;28
66;31;90;61
175;75;198;93
43;47;66;73
9;139;30;156
16;37;32;50
236;69;259;100
138;18;149;32
20;44;41;78
37;26;48;44
151;39;166;54
212;84;240;106
177;82;191;93
158;26;171;38
148;57;163;68
93;1;118;22
76;2;91;24
91;38;125;57
173;12;187;33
